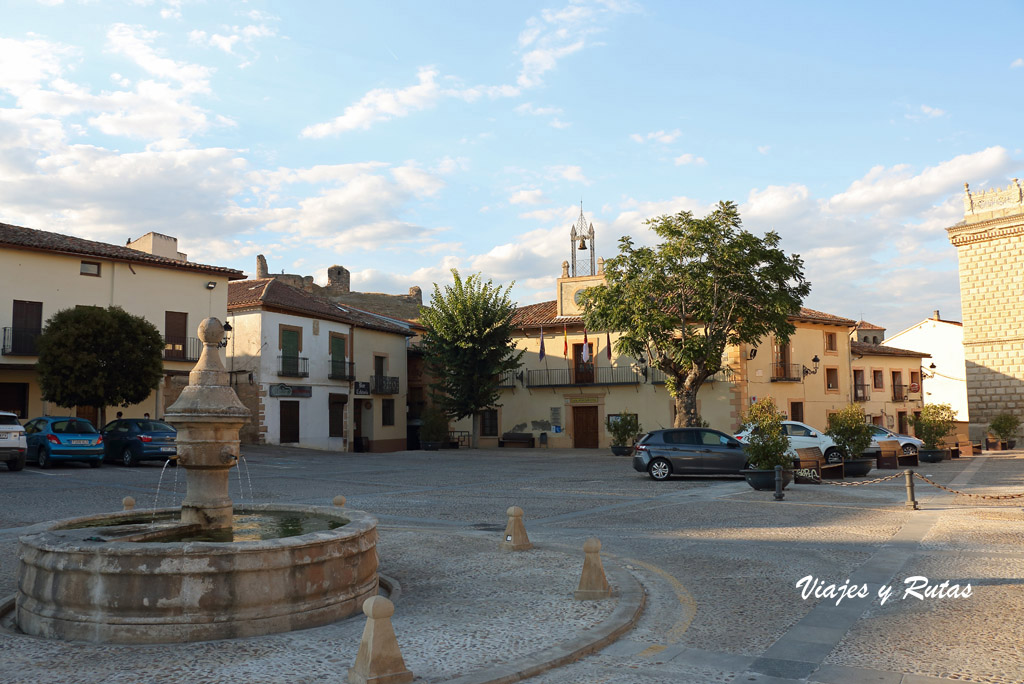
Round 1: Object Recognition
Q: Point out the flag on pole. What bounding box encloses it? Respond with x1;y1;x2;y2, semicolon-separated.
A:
606;331;612;360
582;329;590;362
538;326;545;361
563;324;568;357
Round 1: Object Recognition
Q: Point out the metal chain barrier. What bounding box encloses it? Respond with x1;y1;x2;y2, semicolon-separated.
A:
912;472;1024;500
820;472;905;487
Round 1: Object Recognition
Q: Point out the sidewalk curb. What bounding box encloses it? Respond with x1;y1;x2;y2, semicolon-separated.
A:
443;558;646;684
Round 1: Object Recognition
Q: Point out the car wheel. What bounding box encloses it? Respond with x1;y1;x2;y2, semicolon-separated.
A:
902;444;918;455
37;447;51;469
648;458;672;481
7;454;26;472
824;448;842;464
89;458;102;468
122;448;138;467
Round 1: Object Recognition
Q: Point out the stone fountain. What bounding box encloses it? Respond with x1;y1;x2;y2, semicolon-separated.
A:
14;318;379;643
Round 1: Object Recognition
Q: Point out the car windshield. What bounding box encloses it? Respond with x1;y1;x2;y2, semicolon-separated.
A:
0;415;20;426
140;421;175;432
52;419;98;434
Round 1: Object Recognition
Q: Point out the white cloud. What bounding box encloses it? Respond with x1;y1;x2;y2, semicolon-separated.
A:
919;104;945;118
548;165;589;184
1012;58;1023;68
631;129;680;144
674;153;706;166
509;189;545;205
188;21;278;68
515;102;562;116
549;118;571;129
758;145;771;155
106;24;211;93
742;184;812;222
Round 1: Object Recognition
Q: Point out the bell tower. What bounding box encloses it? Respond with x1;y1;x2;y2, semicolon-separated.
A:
557;205;605;317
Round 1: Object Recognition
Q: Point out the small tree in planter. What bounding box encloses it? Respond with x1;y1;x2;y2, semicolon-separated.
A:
419;405;450;451
989;413;1020;450
826;404;875;460
607;413;642;455
739;398;792;490
909;403;956;462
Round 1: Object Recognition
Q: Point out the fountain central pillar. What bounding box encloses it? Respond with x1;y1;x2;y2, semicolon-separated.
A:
164;318;250;529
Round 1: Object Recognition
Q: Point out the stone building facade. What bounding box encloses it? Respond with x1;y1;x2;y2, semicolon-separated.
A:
947;179;1024;439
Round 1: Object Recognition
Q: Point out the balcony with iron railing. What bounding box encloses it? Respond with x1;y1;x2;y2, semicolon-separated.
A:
853;383;869;402
329;359;356;380
2;327;41;356
498;370;517;388
163;336;202;362
371;375;399;394
526;364;641;388
278;355;309;378
892;383;908;402
651;366;734;385
770;362;802;382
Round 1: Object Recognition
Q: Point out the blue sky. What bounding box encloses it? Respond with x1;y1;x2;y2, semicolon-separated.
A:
2;0;1022;333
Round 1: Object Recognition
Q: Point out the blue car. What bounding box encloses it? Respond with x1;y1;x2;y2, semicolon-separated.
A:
24;416;104;468
101;418;177;466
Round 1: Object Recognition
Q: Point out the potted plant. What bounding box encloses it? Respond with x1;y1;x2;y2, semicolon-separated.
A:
739;398;793;490
419;405;449;451
825;404;876;478
989;413;1020;450
909;403;956;463
607;412;642;456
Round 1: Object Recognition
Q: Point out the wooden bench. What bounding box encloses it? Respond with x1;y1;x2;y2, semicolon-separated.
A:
958;441;975;457
794;447;844;483
876;440;900;469
498;432;535;448
448;430;470;448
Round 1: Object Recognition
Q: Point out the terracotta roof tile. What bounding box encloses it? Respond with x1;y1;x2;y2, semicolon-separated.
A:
852;341;931;358
0;221;245;279
854;319;886;330
228;279;413;336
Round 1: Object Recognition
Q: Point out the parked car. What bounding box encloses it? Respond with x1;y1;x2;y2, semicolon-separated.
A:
101;418;177;466
0;411;27;471
632;428;748;481
734;420;840;461
24;416;103;468
864;425;922;456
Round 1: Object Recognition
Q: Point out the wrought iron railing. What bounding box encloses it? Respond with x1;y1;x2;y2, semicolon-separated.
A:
163;336;202;362
526;365;641;387
2;327;41;355
853;383;869;402
329;359;355;380
371;375;399;394
771;362;802;382
892;384;908;402
498;370;517;388
651;367;733;385
278;355;309;378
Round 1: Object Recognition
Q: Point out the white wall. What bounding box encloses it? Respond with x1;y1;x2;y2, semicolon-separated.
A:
884;320;968;421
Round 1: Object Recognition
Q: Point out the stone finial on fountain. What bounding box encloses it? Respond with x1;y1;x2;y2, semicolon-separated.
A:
165;317;250;529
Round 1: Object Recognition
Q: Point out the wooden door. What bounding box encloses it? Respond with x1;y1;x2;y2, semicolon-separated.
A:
281;329;299;375
0;383;28;418
573;406;599;448
164;311;187;360
573;344;594;384
280;400;300;443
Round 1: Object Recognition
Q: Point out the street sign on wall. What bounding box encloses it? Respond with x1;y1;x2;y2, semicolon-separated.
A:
269;384;312;398
354;382;370;396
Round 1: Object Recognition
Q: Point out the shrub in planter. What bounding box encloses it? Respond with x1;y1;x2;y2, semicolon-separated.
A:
989;412;1020;448
909;403;956;459
607;412;642;455
826;404;875;461
740;398;791;470
420;405;450;449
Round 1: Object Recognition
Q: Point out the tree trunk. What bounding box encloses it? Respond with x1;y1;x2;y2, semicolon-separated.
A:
471;412;480;449
673;390;700;427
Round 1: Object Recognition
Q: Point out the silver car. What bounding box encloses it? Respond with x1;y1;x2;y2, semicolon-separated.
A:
632;428;748;481
865;425;922;456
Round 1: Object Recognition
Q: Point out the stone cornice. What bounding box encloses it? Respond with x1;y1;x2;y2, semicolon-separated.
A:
946;213;1024;247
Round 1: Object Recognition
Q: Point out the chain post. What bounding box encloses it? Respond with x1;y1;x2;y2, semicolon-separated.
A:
774;465;784;501
904;469;919;510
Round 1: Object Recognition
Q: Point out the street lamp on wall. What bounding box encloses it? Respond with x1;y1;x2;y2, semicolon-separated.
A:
802;355;820;377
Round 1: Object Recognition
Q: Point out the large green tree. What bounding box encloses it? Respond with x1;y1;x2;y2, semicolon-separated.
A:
419;270;524;447
36;306;165;425
581;201;810;427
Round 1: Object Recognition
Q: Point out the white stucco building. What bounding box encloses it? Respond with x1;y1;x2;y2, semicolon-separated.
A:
884;311;968;422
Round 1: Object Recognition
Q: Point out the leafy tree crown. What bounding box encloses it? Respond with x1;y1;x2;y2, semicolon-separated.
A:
909;403;957;450
826;404;874;460
988;412;1020;442
740;398;792;470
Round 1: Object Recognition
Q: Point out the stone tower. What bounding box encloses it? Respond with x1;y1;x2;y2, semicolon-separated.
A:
946;179;1024;438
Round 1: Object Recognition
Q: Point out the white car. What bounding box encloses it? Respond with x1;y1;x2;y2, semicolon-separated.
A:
735;420;840;461
865;425;922;456
0;411;27;471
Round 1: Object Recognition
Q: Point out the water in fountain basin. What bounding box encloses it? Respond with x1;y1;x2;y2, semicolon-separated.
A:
64;509;347;543
239;453;255;502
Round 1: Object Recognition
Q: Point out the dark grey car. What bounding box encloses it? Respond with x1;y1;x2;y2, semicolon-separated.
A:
631;428;749;480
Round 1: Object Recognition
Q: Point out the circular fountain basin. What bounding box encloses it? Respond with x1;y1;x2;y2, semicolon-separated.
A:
15;504;378;644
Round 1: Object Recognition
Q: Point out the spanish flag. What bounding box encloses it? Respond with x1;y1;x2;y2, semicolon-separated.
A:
538;326;545;361
563;324;568;357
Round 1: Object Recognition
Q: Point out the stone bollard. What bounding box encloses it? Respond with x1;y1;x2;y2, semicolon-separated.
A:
904;469;919;510
574;537;612;600
347;596;413;684
499;505;532;551
333;495;346;507
122;496;135;511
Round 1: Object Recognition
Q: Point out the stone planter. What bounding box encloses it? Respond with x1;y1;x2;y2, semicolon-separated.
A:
611;445;633;456
740;468;793;491
843;458;875;478
919;448;948;463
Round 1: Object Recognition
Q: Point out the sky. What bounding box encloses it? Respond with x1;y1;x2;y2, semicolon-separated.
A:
2;0;1023;335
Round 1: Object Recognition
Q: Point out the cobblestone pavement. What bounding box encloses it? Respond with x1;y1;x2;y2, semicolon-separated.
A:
1;447;1023;683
